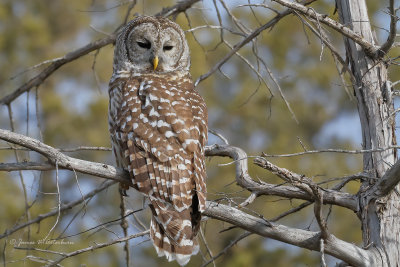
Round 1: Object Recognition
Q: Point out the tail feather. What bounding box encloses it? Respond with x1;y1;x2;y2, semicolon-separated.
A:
149;203;199;266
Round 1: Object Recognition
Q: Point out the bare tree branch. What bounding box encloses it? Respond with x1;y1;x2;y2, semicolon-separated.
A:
0;180;116;239
47;230;149;267
0;0;201;106
0;35;115;106
262;146;400;157
0;130;359;212
379;0;397;56
203;201;377;267
271;0;379;57
0;129;130;184
194;0;318;86
207;144;358;211
0;162;56;172
365;159;400;198
1;1;398;265
253;156;357;210
155;0;200;17
201;231;252;267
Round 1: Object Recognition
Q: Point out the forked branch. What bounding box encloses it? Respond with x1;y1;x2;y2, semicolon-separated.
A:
0;127;377;266
271;0;379;57
0;130;359;211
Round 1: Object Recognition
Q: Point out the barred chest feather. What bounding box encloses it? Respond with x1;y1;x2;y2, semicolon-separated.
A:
109;72;207;163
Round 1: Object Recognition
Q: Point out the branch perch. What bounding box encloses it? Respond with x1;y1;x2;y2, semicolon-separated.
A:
0;132;359;211
203;201;376;266
0;129;130;184
0;129;383;265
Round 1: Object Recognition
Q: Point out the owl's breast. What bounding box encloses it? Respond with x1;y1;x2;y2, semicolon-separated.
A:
116;74;206;163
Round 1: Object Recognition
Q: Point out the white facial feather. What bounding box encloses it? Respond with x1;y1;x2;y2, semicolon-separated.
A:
113;16;190;74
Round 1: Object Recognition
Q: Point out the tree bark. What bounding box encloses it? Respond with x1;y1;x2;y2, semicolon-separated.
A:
337;0;400;265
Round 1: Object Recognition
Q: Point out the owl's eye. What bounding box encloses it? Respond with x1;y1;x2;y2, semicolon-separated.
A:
163;45;173;51
137;41;151;49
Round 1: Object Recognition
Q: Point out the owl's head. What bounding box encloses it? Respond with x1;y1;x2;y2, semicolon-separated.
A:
113;16;190;74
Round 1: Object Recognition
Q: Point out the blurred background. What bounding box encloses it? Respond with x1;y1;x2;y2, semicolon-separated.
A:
0;0;399;266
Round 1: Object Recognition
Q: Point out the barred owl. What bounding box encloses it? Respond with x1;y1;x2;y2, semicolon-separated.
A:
108;16;207;266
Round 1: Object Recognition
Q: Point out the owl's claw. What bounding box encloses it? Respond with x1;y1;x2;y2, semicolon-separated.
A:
119;185;129;197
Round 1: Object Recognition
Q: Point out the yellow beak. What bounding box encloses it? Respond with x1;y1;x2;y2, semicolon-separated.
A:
153;56;159;70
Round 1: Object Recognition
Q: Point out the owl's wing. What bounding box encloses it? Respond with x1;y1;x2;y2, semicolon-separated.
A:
115;75;207;206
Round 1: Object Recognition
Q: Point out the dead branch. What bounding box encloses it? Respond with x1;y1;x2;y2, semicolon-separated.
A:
262;146;400;157
0;129;130;184
252;156;357;210
0;131;359;211
255;155;315;195
379;0;397;56
0;129;385;265
0;162;56;172
195;0;318;86
46;230;149;267
0;35;115;106
155;0;200;17
365;159;400;198
0;180;116;239
203;201;376;266
201;231;252;267
0;0;201;106
271;0;379;57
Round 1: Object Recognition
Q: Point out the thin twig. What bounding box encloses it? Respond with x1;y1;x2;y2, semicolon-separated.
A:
208;129;229;145
201;231;251;267
194;4;297;86
7;105;31;244
378;0;397;56
77;0;136;13
57;208;143;240
2;240;6;267
0;0;200;106
0;180;116;239
200;228;216;267
44;230;149;267
119;192;130;267
71;168;87;215
43;161;62;241
262;146;400;157
270;201;313;222
271;0;378;57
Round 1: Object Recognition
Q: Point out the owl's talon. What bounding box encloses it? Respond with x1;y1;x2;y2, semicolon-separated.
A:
119;187;129;197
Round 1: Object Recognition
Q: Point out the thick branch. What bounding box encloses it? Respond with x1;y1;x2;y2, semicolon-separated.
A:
203;201;376;266
366;159;400;198
0;129;373;264
0;129;130;184
0;131;358;210
206;144;358;211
